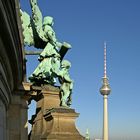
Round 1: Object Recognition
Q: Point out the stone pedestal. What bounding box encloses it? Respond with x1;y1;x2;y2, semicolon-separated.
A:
43;108;84;140
29;85;84;140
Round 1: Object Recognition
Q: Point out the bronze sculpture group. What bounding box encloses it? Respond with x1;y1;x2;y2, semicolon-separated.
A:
20;0;73;107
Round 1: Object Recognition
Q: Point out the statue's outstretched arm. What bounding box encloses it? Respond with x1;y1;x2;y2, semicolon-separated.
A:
30;0;48;42
30;0;42;24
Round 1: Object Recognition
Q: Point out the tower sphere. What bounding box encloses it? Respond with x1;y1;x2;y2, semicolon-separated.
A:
100;78;111;95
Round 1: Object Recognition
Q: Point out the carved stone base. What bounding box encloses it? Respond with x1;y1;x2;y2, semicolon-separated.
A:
42;108;84;140
29;86;84;140
30;108;84;140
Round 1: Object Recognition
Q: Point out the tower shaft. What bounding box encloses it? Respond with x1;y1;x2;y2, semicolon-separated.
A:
103;95;108;140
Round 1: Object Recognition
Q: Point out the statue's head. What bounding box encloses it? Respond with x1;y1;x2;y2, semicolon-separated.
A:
43;16;54;26
61;60;71;69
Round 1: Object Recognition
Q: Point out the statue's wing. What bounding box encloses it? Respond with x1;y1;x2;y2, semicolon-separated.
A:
20;10;34;46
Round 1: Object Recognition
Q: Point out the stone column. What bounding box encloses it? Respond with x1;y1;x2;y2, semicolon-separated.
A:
7;94;28;140
0;100;6;140
7;95;21;140
20;98;28;140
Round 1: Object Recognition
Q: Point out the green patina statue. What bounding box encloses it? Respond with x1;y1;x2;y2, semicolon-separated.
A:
20;0;73;107
58;60;73;107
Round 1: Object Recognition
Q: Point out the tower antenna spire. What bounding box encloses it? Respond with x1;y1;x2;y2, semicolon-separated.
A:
104;41;107;78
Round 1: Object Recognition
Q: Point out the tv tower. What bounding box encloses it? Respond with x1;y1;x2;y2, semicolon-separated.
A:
100;42;111;140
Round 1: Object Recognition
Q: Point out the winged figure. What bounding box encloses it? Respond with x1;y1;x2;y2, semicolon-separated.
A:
20;0;71;85
20;0;74;107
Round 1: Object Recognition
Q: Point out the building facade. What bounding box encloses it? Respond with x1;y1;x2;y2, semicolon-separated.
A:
0;0;28;139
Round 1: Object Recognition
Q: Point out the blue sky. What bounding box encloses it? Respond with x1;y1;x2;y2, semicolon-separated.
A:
20;0;140;139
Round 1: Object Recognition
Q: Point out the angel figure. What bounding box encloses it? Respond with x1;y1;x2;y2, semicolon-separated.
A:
20;0;71;85
57;60;73;107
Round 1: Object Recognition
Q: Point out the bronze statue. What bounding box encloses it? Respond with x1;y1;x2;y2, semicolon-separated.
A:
20;0;73;107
